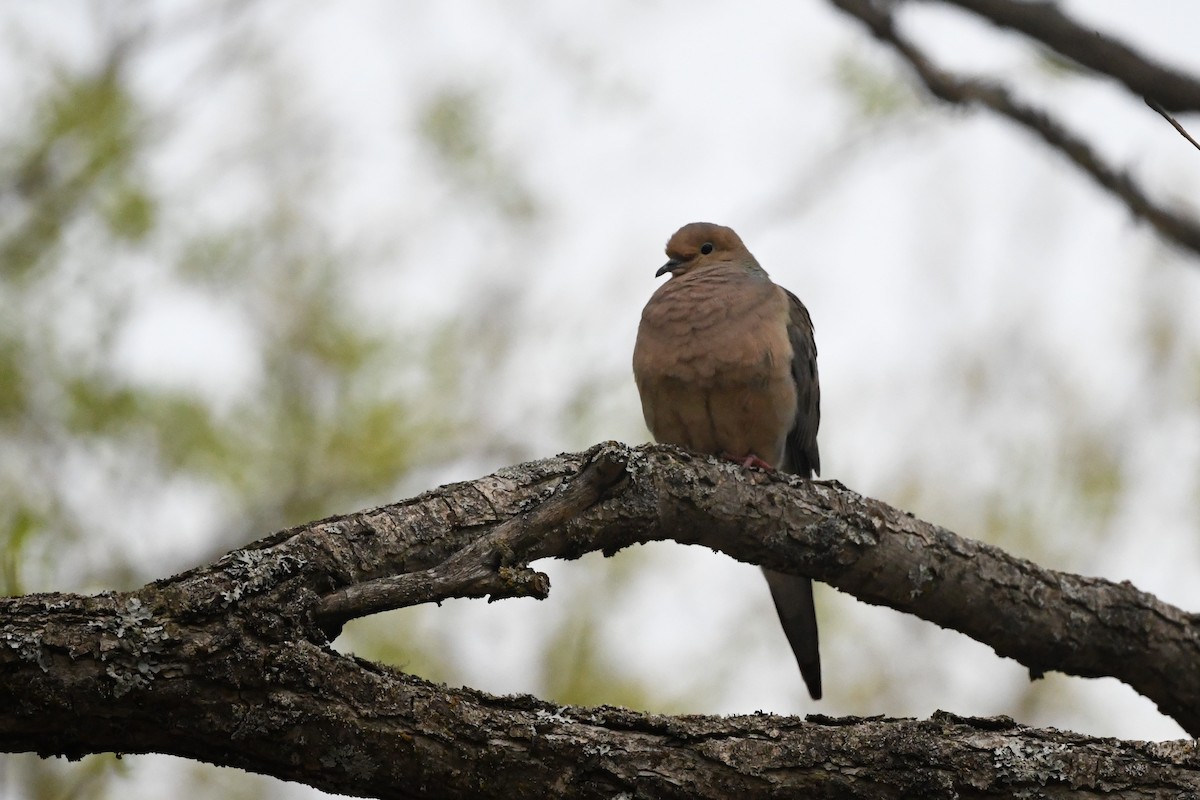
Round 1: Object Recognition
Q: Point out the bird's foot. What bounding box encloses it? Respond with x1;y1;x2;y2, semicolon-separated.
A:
722;452;775;471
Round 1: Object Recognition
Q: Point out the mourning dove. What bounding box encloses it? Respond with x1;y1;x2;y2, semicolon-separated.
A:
632;222;822;699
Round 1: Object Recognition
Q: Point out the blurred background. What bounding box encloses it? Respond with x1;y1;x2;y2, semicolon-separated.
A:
3;1;1200;797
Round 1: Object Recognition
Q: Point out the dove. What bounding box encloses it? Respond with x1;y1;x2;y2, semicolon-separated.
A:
633;222;822;698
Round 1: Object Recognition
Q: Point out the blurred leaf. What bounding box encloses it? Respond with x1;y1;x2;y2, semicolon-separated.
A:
338;610;456;684
539;551;696;714
0;335;25;422
1061;432;1123;525
833;51;918;119
63;378;141;435
417;87;539;223
419;88;486;169
11;751;128;800
101;183;155;240
2;51;149;279
1034;49;1091;79
1;504;43;595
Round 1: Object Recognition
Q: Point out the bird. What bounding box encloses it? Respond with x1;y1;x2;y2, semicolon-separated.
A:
632;221;822;699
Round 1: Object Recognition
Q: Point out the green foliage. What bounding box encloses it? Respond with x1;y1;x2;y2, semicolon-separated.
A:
101;182;155;240
2;53;153;278
340;610;456;685
0;336;25;422
7;751;129;800
537;550;696;713
1034;49;1091;79
833;50;919;120
0;50;482;595
0;504;42;595
0;18;497;799
418;87;539;223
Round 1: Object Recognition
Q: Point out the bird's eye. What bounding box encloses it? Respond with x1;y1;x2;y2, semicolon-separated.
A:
700;242;714;255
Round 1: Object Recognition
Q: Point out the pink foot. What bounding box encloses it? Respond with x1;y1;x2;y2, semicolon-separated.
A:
721;452;775;471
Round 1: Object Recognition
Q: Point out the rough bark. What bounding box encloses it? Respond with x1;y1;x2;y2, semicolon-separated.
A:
2;442;1198;798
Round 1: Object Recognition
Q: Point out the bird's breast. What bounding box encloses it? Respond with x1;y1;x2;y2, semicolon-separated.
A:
634;273;789;378
632;270;796;464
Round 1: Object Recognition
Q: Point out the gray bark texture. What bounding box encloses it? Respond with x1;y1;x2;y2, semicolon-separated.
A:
3;442;1200;799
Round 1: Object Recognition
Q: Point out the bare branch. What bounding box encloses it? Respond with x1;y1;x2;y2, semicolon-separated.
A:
5;624;1200;800
938;0;1200;112
315;452;624;629
4;443;1200;795
830;0;1200;258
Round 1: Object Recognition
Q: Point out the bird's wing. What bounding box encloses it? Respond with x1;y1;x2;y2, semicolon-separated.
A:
782;288;820;478
766;286;823;699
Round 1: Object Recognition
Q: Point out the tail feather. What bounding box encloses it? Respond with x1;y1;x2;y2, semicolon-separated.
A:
762;568;822;700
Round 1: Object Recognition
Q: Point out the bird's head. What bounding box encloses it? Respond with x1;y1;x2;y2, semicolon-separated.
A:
657;222;752;277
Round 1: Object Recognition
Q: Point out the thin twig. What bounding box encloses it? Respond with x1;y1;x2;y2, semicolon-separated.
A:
1146;97;1200;153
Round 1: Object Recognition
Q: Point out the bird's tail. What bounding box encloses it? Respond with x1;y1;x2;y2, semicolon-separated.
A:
762;568;822;699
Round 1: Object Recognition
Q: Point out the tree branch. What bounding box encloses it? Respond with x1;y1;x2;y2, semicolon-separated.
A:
1146;98;1200;153
3;443;1198;797
938;0;1200;112
829;0;1200;258
314;452;623;630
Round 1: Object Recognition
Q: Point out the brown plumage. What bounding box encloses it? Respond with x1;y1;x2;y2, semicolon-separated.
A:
632;222;822;699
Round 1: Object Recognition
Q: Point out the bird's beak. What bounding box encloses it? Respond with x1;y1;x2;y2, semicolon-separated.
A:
656;259;682;277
